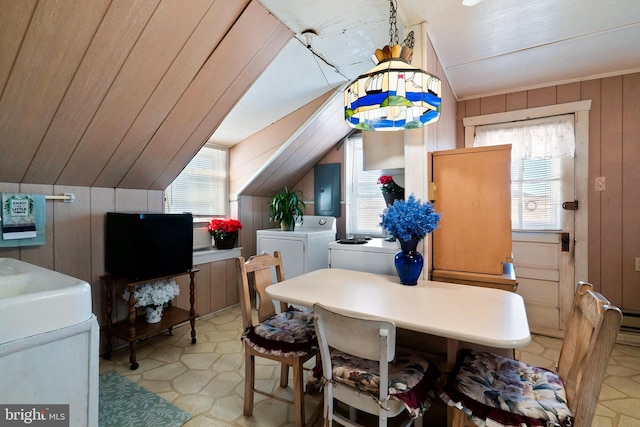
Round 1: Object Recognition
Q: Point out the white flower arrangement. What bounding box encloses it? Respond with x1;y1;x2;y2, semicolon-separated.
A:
123;278;180;308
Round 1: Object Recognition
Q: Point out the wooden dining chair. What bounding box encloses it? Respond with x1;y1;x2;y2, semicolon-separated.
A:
440;281;623;427
236;251;319;427
312;303;441;427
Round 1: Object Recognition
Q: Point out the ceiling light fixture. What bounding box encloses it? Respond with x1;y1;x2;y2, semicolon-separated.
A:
301;29;317;49
344;0;442;131
299;29;350;87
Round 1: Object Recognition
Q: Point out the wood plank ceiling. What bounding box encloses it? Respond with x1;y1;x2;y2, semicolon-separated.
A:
232;90;351;197
0;0;293;190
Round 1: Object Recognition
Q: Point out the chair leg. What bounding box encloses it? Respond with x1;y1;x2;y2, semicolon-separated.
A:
323;377;333;427
448;406;471;427
378;408;387;427
244;348;255;416
280;361;289;388
292;358;305;427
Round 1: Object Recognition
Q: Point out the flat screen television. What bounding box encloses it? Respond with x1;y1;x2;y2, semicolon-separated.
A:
105;212;193;281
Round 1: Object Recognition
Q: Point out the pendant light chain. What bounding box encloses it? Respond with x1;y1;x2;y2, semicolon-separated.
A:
388;0;399;46
403;31;415;49
343;0;443;131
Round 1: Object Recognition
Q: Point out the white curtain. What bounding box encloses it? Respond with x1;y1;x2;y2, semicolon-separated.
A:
474;114;575;160
473;114;575;231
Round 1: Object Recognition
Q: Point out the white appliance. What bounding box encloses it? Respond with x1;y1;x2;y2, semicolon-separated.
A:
0;258;98;427
257;216;336;280
328;237;399;275
0;316;99;427
193;218;212;250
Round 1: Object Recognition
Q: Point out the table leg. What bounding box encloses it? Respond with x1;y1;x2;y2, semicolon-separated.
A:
446;340;461;427
447;338;458;371
103;281;113;359
189;270;197;344
127;284;137;338
127;284;138;370
129;341;138;370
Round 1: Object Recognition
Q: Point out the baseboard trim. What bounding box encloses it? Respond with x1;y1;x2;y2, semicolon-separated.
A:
530;325;640;347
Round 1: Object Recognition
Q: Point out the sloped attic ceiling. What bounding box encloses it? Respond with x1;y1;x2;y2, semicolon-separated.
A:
0;0;292;190
231;90;350;198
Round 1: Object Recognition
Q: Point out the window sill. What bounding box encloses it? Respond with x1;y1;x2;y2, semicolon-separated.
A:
193;247;241;265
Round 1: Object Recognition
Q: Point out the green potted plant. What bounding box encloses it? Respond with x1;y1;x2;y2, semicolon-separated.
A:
269;187;306;231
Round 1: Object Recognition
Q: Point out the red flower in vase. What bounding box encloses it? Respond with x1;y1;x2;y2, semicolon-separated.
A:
377;175;403;195
208;218;242;238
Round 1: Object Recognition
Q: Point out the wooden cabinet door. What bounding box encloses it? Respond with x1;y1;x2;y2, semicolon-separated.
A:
432;144;511;275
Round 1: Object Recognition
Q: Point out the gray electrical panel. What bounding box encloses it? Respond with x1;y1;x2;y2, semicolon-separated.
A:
314;163;340;217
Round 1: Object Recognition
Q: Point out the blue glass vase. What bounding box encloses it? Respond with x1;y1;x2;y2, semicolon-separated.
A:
394;238;423;286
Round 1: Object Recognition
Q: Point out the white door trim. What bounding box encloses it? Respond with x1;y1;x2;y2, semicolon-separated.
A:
462;100;592;127
463;100;591;331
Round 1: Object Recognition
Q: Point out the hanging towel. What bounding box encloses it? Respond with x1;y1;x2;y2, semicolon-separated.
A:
2;193;37;239
0;193;46;248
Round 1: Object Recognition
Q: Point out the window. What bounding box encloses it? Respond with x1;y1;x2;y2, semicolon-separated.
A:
164;144;228;216
473;115;575;231
345;133;392;237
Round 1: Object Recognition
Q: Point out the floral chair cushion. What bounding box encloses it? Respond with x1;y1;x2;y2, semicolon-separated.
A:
242;307;317;357
440;349;572;427
330;347;441;418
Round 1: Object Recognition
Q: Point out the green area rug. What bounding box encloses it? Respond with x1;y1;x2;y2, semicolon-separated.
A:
99;371;191;427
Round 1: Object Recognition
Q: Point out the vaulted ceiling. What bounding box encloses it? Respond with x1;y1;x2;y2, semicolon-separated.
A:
215;0;640;149
0;0;293;191
2;0;639;195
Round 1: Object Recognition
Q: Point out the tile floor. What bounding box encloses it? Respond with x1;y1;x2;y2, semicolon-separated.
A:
99;305;640;426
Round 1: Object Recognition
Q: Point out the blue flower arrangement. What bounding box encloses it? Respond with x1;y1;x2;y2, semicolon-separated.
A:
380;194;441;242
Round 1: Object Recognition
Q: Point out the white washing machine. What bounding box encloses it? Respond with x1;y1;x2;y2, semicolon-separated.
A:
256;216;337;280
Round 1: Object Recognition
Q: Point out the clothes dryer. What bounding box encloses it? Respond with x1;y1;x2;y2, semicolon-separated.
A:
256;216;336;280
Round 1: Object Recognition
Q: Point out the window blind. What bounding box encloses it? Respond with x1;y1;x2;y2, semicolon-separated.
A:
164;145;227;216
345;134;387;237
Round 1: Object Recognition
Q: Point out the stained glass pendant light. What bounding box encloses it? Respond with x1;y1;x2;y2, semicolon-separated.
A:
344;0;442;131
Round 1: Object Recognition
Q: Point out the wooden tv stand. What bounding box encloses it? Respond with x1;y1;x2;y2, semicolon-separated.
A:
101;269;198;370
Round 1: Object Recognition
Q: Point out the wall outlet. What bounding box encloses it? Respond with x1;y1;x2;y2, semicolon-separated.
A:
636;257;640;272
595;176;606;192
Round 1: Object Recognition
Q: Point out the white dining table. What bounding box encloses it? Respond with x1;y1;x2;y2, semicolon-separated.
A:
266;268;531;366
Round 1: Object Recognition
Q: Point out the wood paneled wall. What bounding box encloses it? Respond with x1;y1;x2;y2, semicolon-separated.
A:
426;33;458;153
230;89;350;199
0;182;163;329
456;72;640;313
175;258;238;315
237;142;346;261
230;92;333;199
